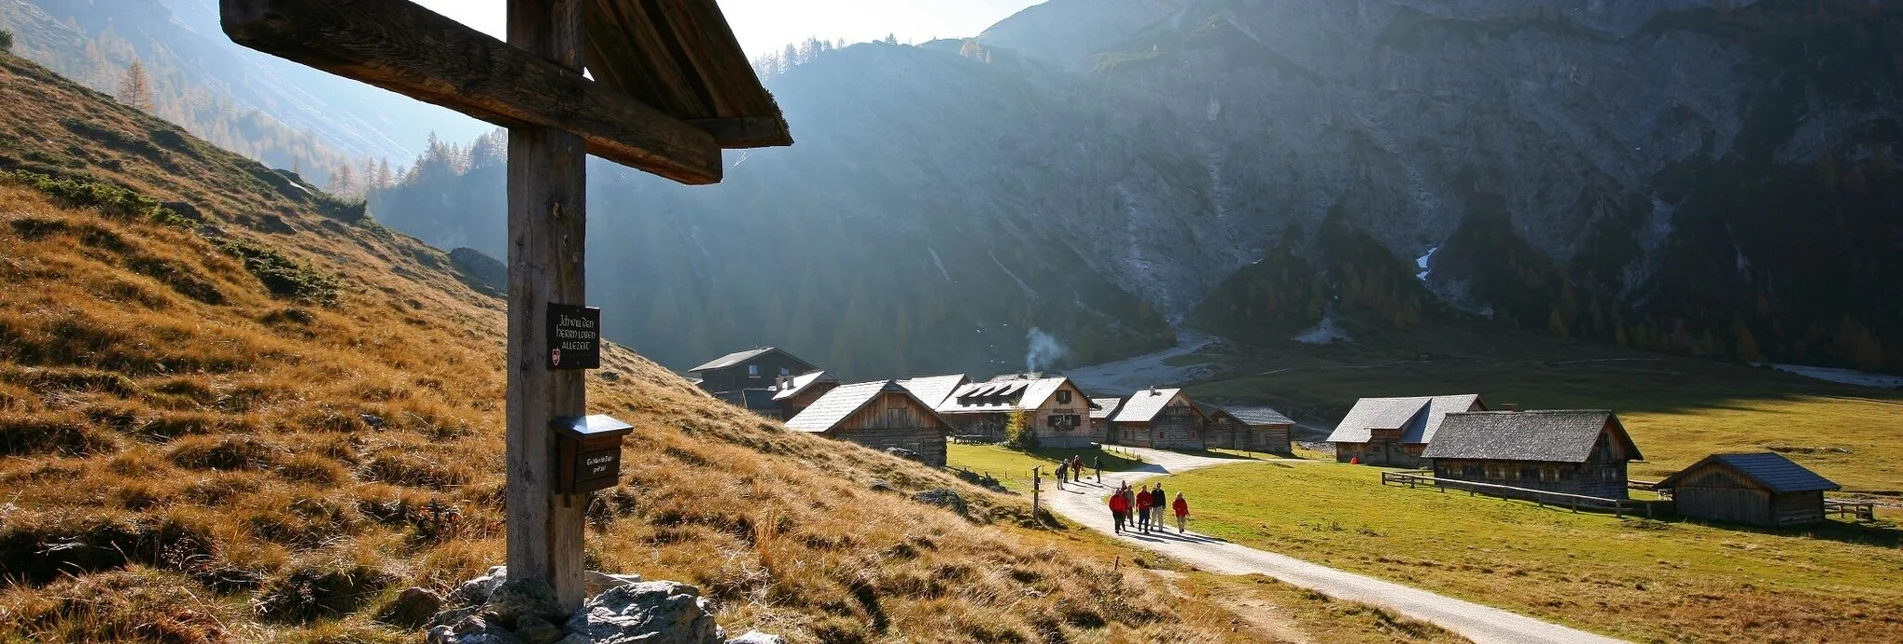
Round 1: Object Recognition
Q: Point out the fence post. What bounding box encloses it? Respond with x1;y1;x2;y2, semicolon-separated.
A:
1031;466;1041;520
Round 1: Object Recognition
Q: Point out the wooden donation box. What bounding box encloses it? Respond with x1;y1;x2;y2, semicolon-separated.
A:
553;415;634;494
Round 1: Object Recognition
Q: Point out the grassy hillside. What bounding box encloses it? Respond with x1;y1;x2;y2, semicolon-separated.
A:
1156;461;1903;643
0;51;1279;643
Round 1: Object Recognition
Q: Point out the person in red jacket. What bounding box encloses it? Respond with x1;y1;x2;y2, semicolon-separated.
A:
1135;488;1152;533
1108;484;1130;533
1172;492;1190;534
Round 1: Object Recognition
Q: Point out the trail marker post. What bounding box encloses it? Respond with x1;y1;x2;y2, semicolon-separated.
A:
221;0;789;610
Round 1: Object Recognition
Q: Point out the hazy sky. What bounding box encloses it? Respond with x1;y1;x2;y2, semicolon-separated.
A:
412;0;1041;59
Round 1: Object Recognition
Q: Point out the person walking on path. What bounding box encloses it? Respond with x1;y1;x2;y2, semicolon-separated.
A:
1056;461;1068;488
1071;455;1085;482
1150;483;1167;528
1135;488;1153;533
1108;484;1130;533
1172;492;1189;534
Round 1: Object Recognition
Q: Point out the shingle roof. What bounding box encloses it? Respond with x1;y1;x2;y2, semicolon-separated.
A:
938;376;1075;414
1325;394;1482;444
771;370;838;401
1110;388;1190;423
897;374;968;409
1420;410;1641;463
688;347;814;373
1089;397;1123;420
1657;453;1840;494
785;380;942;433
1227;406;1295;426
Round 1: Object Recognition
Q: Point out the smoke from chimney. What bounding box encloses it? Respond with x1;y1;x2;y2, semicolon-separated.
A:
1024;327;1070;373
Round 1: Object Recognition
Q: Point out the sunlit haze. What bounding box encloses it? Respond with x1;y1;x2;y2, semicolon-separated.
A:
411;0;1041;59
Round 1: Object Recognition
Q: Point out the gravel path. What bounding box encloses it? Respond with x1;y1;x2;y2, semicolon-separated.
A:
1043;448;1627;644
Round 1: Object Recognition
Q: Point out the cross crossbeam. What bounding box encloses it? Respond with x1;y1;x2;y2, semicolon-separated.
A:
222;0;723;184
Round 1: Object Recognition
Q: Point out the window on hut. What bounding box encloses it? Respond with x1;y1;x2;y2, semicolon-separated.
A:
1056;390;1072;404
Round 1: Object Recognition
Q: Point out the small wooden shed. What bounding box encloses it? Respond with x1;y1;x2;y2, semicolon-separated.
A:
786;380;954;466
1656;453;1841;527
1108;388;1204;450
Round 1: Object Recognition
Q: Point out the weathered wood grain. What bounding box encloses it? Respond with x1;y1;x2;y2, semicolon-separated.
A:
220;0;723;184
584;0;791;147
504;0;590;612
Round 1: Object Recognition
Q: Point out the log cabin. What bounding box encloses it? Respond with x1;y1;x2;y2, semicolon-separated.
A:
1326;394;1485;467
689;347;819;395
1421;410;1643;500
1656;453;1840;527
1108;387;1204;449
1225;406;1296;454
937;374;1095;447
785;380;955;466
1196;403;1245;450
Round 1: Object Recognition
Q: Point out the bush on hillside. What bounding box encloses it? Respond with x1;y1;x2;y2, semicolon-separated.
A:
1;170;192;229
0;30;14;53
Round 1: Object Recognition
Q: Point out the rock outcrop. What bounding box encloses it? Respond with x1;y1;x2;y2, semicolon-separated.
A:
428;569;775;644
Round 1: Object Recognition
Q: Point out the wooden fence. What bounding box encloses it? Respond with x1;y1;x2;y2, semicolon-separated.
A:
1381;470;1666;518
1825;499;1877;521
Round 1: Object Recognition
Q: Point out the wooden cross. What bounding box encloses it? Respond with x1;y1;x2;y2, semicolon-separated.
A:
221;0;789;610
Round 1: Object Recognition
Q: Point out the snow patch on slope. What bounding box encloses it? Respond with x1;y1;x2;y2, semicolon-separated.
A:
1772;364;1903;389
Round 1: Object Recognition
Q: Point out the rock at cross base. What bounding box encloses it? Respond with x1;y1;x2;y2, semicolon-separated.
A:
379;586;445;628
911;488;968;516
585;570;643;596
563;581;722;644
725;631;787;644
427;612;522;644
453;565;511;606
485;579;566;629
514;615;565;644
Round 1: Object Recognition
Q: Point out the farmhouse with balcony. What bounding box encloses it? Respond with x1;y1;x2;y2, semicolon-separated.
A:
1326;394;1485;467
937;374;1095;447
1656;453;1840;527
1108;387;1204;450
785;380;955;466
1420;410;1643;500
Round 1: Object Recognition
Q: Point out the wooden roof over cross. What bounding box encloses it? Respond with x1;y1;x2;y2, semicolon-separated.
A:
221;0;791;185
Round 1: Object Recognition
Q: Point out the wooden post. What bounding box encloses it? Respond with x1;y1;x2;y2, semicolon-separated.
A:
1031;466;1041;518
506;0;589;612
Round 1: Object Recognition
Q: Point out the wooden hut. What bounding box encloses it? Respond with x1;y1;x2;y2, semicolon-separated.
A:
937;374;1095;447
1421;410;1642;500
1196;403;1244;450
1656;453;1840;527
1108;387;1204;450
1226;406;1295;454
1326;394;1484;467
785;380;955;466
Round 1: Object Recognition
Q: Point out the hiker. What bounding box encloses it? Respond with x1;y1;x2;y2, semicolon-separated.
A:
1056;461;1068;487
1108;485;1129;533
1071;455;1084;480
1172;492;1189;534
1150;483;1167;528
1135;487;1152;532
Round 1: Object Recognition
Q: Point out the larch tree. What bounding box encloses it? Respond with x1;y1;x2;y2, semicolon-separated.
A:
328;163;358;199
118;59;154;112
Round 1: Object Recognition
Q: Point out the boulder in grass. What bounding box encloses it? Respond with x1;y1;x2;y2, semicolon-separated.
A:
911;488;968;516
378;586;445;628
563;581;722;644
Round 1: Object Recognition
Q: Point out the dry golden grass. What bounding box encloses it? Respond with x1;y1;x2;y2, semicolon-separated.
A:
0;51;1346;642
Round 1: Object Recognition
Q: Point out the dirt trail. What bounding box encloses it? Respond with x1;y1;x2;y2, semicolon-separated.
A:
1044;448;1627;644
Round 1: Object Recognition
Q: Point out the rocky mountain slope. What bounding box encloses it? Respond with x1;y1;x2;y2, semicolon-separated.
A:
0;51;1268;642
376;0;1901;379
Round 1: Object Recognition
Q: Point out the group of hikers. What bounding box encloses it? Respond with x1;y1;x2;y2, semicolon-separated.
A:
1053;455;1089;486
1107;481;1189;534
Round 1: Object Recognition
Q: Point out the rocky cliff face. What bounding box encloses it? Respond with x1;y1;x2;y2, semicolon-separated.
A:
375;0;1903;376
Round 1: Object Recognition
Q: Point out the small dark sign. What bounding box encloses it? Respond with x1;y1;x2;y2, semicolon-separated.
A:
572;447;620;493
546;303;601;370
